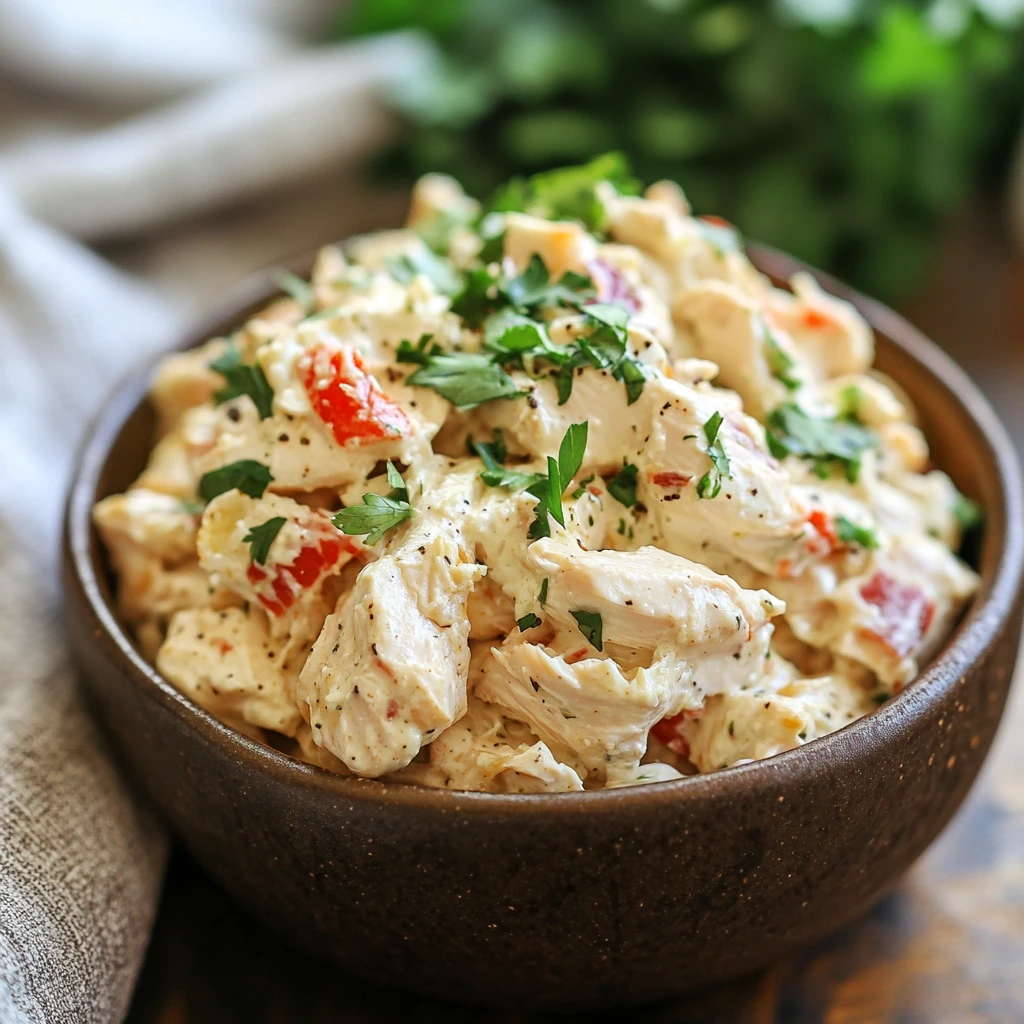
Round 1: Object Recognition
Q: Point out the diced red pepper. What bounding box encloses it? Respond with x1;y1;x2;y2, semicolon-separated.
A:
246;516;359;617
807;509;838;555
564;648;590;665
858;571;935;658
651;712;695;758
801;308;836;331
302;346;410;447
652;471;693;488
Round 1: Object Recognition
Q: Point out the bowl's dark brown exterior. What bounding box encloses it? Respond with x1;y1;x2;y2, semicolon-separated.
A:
64;245;1024;1009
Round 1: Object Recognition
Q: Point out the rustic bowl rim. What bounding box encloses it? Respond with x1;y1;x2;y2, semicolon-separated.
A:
64;243;1024;817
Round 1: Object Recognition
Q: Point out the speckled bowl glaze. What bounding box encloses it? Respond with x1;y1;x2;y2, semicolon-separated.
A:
64;245;1024;1009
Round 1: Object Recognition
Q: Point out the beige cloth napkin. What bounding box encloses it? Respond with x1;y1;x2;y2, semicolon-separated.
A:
0;4;428;1019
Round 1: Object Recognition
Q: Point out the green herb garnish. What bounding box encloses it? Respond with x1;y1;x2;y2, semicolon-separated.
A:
198;460;273;501
517;613;542;631
243;517;287;565
406;351;525;410
539;578;549;607
386;249;462;296
570;609;603;651
762;323;801;391
952;490;983;531
766;403;876;482
331;461;413;545
274;271;314;313
527;421;588;538
696;411;731;499
486;152;639;234
606;463;638;508
835;516;879;549
209;346;275;419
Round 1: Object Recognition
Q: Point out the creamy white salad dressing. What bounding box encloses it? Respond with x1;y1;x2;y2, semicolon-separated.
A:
94;159;979;790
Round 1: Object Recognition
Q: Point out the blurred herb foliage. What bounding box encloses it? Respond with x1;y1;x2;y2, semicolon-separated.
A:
337;0;1024;298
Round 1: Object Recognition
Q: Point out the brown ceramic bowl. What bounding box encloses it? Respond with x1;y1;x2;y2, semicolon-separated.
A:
64;245;1024;1009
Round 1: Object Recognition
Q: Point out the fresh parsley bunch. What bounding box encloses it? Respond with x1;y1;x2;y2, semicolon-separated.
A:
337;0;1024;298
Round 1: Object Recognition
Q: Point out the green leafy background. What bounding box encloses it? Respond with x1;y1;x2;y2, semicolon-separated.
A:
335;0;1024;299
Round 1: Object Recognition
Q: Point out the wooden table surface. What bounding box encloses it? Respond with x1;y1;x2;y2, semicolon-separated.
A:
124;206;1024;1024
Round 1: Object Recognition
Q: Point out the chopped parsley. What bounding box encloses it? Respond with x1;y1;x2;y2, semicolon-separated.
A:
485;152;639;234
570;609;603;651
405;351;525;410
386;249;462;297
606;463;639;508
696;411;731;499
517;613;542;631
539;578;549;607
209;346;275;419
952;490;983;531
473;433;545;491
570;474;596;500
198;460;273;501
766;403;876;483
527;421;588;538
243;516;287;565
273;271;314;313
835;516;879;549
395;333;440;365
762;322;800;391
332;461;414;545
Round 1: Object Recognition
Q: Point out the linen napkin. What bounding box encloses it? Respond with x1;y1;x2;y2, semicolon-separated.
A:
0;3;428;1019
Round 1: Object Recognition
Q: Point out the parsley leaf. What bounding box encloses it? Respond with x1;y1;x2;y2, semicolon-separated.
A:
539;578;549;606
274;271;314;313
766;403;877;482
386;249;462;297
517;612;542;631
332;494;413;546
483;307;563;364
396;333;440;365
473;434;545;491
571;473;595;499
558;420;589;489
526;421;589;536
384;459;409;502
952;490;983;531
243;517;287;565
835;516;879;549
486;153;640;233
198;460;273;501
571;609;604;651
406;351;525;409
762;323;801;391
696;411;731;499
607;463;639;507
450;265;502;327
502;254;595;313
332;462;414;546
209;346;275;419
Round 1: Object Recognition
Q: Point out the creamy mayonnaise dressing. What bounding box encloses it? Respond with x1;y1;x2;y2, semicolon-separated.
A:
94;161;979;790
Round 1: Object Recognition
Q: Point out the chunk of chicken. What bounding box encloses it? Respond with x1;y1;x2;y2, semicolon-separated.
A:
684;671;876;772
424;695;583;793
677;280;803;418
502;213;597;279
298;480;485;776
158;607;304;737
524;535;784;652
